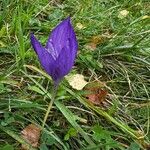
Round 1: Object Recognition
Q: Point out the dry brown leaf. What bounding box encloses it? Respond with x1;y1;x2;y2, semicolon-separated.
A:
21;124;41;149
86;88;108;105
85;35;106;51
91;35;104;44
84;81;108;105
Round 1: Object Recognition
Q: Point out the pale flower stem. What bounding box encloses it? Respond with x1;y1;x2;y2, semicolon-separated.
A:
42;82;58;128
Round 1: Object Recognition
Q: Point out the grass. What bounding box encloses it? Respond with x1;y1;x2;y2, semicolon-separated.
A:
0;0;150;149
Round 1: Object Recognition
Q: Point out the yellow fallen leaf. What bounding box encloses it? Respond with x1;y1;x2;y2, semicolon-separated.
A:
85;35;105;51
142;15;150;20
0;41;6;47
66;74;88;90
85;42;97;51
76;23;85;30
118;10;129;19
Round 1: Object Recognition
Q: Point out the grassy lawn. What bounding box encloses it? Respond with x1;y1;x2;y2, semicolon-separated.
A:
0;0;150;149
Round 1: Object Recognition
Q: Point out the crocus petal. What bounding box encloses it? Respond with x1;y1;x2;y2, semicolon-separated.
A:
30;33;55;76
46;17;71;56
68;22;78;61
46;18;78;81
50;44;72;81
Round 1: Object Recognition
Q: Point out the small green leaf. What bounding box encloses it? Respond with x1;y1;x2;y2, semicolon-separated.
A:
1;113;15;126
127;142;140;150
64;127;77;141
1;121;8;126
92;125;111;141
6;117;15;124
92;125;122;149
41;131;56;146
39;143;49;150
1;144;14;150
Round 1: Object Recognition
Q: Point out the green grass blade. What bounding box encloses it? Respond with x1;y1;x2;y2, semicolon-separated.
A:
23;65;149;148
16;5;25;63
55;100;95;145
23;66;95;146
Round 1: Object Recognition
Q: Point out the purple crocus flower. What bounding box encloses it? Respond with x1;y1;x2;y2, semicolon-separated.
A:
30;17;78;84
